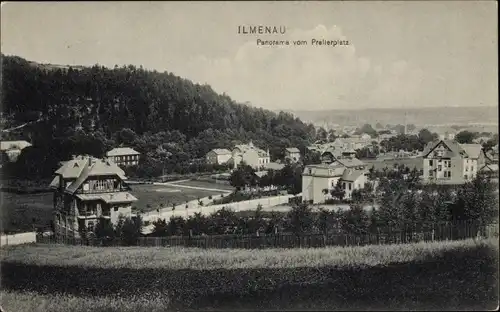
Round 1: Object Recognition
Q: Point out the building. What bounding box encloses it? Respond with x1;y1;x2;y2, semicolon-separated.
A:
422;140;486;184
0;140;32;163
302;157;368;204
206;148;232;165
230;141;270;170
284;147;301;162
106;147;140;166
49;155;138;238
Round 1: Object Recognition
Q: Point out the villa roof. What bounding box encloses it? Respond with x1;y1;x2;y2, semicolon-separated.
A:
210;148;232;155
341;169;366;182
285;147;300;153
106;147;140;157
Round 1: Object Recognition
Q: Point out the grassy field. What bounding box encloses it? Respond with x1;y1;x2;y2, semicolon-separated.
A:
169;179;235;191
1;239;498;310
0;191;54;232
0;291;171;312
129;184;222;212
4;238;493;270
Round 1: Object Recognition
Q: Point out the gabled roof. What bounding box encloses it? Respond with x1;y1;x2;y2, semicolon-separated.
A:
423;140;483;159
55;157;88;179
341;169;366;182
0;140;32;151
106;147;140;157
459;144;483;159
285;147;300;153
254;171;268;178
49;176;60;189
209;148;232;155
321;148;341;158
54;156;128;194
263;162;285;171
336;158;366;168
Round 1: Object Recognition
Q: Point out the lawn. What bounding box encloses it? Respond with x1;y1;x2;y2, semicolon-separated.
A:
169;179;235;191
2;238;495;270
0;191;54;232
129;184;225;212
1;239;497;311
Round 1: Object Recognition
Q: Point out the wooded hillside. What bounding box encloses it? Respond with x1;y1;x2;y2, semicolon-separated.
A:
1;55;316;178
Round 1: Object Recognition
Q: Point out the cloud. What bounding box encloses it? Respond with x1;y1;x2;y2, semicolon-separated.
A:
172;24;426;111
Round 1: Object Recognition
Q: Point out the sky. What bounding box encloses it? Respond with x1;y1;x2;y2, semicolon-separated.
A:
1;1;498;111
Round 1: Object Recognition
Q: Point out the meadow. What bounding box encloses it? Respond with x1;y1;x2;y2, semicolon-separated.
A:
169;179;235;191
0;191;54;232
128;184;222;212
1;239;498;311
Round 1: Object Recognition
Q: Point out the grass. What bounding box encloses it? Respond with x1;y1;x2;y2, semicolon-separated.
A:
1;239;498;311
2;238;497;270
0;191;54;232
0;291;171;312
169;179;234;191
129;184;222;212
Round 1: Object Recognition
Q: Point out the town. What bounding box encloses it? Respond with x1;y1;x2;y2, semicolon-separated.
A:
1;2;498;312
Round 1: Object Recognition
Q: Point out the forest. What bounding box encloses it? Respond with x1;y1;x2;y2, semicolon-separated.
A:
1;55;316;178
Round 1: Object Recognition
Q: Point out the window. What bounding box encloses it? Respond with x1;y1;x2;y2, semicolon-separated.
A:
343;182;346;189
448;162;451;168
429;170;434;177
308;169;312;174
464;174;468;180
465;166;469;172
114;207;118;212
348;183;352;190
438;165;442;171
471;166;474;172
429;160;433;166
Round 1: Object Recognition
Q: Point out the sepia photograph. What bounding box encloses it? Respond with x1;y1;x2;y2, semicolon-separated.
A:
0;1;498;311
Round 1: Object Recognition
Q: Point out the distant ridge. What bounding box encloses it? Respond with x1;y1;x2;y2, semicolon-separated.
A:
280;106;498;127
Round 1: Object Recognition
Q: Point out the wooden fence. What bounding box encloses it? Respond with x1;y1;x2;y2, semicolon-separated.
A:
36;221;498;249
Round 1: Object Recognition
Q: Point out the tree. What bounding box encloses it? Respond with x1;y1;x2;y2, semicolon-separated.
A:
167;216;186;236
230;163;257;190
342;204;370;234
286;202;316;239
151;218;168;237
418;128;435;145
455;131;476;144
330;180;345;201
94;218;115;244
118;216;143;246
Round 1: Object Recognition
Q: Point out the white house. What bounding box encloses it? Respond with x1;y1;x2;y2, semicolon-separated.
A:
0;140;32;162
422;139;486;184
106;147;140;167
284;147;301;162
230;141;270;170
302;157;368;204
206;148;232;165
